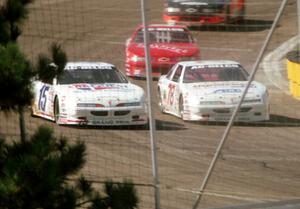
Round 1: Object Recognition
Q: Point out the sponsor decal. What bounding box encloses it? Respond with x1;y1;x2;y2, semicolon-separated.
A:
72;84;130;91
73;84;92;90
158;57;171;62
185;8;197;13
136;43;189;54
191;64;239;69
92;120;114;125
191;83;254;88
180;2;208;6
60;118;68;123
91;120;131;125
67;65;114;70
143;28;185;32
93;85;116;90
151;44;188;54
214;89;242;94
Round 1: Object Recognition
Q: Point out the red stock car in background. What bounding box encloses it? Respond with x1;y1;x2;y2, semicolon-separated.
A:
163;0;245;26
125;24;200;78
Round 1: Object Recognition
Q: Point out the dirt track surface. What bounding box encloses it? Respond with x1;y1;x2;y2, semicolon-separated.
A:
1;0;300;209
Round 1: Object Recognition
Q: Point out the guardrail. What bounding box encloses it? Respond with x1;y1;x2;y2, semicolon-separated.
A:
287;50;300;98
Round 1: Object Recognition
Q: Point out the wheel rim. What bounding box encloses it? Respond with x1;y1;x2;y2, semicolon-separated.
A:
179;96;184;119
158;90;165;113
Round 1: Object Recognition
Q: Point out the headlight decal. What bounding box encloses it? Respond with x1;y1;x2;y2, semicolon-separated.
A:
77;103;105;107
165;7;181;13
131;55;145;62
116;102;141;107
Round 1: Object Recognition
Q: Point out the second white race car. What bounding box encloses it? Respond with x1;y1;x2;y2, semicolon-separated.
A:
31;62;148;126
157;60;270;122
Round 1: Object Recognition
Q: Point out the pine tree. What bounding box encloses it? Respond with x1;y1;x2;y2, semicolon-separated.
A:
0;0;67;141
0;126;139;209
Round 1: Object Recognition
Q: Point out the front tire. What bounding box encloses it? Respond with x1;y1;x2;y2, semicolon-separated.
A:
54;98;60;124
235;4;245;24
226;1;245;24
224;4;232;24
179;95;184;119
158;89;165;114
30;104;37;118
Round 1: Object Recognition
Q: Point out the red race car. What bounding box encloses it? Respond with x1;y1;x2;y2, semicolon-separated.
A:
163;0;245;26
125;24;200;78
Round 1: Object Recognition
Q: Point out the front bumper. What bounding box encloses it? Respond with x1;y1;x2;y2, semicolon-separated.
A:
182;103;270;122
163;14;226;26
126;62;174;78
57;106;148;126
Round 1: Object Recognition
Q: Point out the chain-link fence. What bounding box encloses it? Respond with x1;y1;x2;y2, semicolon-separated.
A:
1;0;300;209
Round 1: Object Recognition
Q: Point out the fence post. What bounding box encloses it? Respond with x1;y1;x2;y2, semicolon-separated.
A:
140;1;161;209
297;0;300;45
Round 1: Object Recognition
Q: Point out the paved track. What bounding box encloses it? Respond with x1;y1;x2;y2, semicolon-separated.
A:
1;0;300;209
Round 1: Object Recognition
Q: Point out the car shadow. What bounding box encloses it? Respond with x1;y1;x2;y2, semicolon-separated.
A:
69;119;186;131
189;114;300;127
189;19;274;32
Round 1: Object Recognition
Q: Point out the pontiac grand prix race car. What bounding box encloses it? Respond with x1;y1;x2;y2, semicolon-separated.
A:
157;60;269;122
31;62;148;126
163;0;245;26
125;24;200;78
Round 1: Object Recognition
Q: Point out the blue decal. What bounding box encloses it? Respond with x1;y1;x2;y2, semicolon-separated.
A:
214;89;242;94
38;85;50;111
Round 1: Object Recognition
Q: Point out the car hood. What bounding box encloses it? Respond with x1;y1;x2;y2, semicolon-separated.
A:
57;83;144;104
128;42;199;57
183;81;266;98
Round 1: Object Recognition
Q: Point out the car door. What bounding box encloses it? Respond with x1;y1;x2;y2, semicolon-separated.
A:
35;79;55;119
166;64;183;114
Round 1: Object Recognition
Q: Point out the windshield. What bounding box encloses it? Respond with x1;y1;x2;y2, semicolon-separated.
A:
58;68;128;84
134;28;194;43
183;64;248;83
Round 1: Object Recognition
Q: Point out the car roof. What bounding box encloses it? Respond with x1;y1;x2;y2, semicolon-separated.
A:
65;62;115;70
178;60;241;67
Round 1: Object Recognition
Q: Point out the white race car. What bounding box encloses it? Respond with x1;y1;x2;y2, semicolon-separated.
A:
157;60;270;122
31;62;148;126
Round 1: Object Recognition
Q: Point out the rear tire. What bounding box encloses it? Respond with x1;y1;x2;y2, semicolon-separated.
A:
54;98;60;124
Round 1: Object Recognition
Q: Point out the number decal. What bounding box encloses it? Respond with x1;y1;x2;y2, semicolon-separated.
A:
38;85;50;111
168;83;175;105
